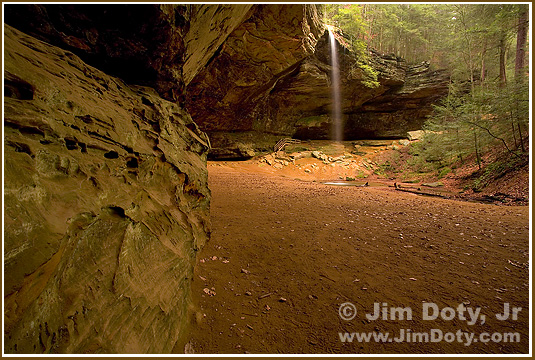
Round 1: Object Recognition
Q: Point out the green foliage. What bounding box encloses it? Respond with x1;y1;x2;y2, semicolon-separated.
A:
321;4;529;182
471;157;520;192
323;3;527;76
437;167;452;179
355;170;368;179
323;4;380;88
411;78;528;173
357;63;380;88
373;161;389;177
323;4;367;54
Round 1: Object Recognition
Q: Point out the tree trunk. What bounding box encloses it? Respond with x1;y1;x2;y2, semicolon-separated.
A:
474;130;481;170
499;33;507;87
456;128;463;163
379;25;383;51
515;7;528;80
480;38;487;83
517;123;525;152
511;114;518;148
513;6;528;152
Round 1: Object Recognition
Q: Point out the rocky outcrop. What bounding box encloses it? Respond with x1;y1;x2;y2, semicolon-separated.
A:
183;5;254;85
185;4;324;159
4;24;210;353
3;4;252;102
345;59;451;138
243;34;450;141
3;5;451;352
4;4;190;102
187;24;450;157
5;4;450;161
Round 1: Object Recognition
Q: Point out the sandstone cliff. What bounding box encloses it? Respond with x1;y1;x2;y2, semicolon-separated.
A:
187;24;449;159
186;4;325;159
3;22;212;353
3;4;265;353
3;4;450;353
4;4;253;102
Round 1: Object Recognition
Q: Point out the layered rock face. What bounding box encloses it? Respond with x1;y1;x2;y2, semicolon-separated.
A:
289;47;451;140
4;4;190;102
6;4;449;161
187;21;450;158
4;4;253;102
3;4;450;353
3;4;265;353
186;4;324;159
3;22;212;353
345;57;451;139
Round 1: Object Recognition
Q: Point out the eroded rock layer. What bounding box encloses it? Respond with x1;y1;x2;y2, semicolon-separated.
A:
3;5;451;352
187;24;450;158
3;4;253;102
186;4;325;159
4;24;210;353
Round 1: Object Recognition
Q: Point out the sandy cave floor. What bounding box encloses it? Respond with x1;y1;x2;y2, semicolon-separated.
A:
183;162;530;354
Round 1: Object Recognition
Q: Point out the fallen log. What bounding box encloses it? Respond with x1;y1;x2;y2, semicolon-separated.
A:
394;186;448;199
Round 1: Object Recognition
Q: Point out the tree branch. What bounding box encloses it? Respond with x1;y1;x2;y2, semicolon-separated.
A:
464;120;523;159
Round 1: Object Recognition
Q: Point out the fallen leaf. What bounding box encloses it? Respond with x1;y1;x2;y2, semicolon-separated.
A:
203;288;216;296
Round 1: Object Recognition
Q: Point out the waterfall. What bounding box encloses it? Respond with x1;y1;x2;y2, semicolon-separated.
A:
328;29;343;143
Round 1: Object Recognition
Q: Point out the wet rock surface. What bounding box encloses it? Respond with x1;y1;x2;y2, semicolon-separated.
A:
4;25;210;353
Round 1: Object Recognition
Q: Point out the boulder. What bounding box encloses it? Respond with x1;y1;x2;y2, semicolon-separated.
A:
422;182;444;188
407;130;426;141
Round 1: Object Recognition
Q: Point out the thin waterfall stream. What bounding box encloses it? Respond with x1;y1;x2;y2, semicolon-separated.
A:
328;29;342;143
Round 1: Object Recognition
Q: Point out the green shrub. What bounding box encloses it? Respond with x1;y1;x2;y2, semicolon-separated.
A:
437;167;452;179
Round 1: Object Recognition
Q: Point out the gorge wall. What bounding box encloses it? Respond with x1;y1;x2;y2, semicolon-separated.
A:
186;13;450;159
3;23;211;353
3;4;449;353
3;4;253;353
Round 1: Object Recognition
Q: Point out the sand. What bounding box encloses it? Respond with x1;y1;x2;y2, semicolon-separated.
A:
185;163;529;354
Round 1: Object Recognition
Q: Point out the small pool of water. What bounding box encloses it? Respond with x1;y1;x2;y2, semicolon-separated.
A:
321;180;384;187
